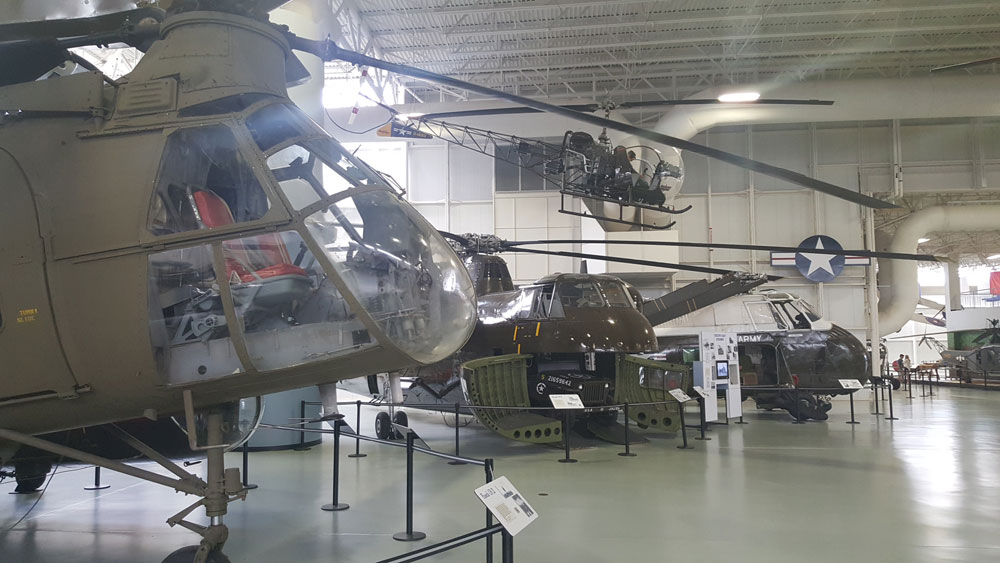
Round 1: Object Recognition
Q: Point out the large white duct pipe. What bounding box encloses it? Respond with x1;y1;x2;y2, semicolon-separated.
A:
878;205;1000;337
655;75;1000;141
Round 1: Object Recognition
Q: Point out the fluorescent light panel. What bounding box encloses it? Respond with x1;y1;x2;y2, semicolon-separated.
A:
717;92;761;103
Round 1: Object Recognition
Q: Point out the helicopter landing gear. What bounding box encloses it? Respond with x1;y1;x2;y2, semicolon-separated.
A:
375;410;409;440
392;411;408;439
163;409;244;563
12;459;51;493
0;405;250;563
375;411;393;440
787;393;830;421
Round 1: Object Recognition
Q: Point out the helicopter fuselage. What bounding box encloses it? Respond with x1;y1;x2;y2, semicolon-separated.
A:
0;11;477;440
652;292;868;418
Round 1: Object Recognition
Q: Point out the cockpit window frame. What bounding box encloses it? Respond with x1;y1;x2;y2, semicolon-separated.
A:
141;119;292;248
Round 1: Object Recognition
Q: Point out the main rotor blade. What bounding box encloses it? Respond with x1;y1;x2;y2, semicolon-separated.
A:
505;239;940;262
420;104;598;120
931;56;1000;73
285;34;894;210
418;98;834;120
508;247;782;281
616;98;834;109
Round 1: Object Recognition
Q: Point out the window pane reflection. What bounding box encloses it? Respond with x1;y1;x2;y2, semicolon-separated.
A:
148;245;243;384
221;230;373;371
304;190;476;363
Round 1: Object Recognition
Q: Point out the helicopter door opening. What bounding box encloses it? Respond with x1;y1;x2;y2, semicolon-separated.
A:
0;150;79;402
738;344;780;387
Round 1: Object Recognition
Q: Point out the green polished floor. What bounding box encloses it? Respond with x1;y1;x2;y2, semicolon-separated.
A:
2;386;999;562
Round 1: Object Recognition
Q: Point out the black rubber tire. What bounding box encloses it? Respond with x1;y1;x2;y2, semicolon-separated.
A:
162;545;231;563
375;412;392;440
14;460;50;493
891;378;902;390
392;411;408;439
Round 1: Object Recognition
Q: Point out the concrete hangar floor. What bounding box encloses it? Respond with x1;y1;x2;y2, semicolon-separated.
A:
1;387;997;563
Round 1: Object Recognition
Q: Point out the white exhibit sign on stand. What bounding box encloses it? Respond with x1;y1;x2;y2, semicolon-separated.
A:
699;331;742;419
475;476;538;536
839;379;864;390
549;394;584;409
669;388;692;403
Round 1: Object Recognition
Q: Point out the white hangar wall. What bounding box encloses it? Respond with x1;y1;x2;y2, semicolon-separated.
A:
341;115;1000;342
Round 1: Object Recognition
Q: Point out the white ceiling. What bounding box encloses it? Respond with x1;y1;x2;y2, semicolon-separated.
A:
342;0;1000;103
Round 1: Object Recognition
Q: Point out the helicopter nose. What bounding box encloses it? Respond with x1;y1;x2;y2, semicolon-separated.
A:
827;324;869;378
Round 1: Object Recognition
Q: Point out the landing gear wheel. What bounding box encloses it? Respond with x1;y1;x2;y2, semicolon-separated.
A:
890;377;901;390
375;412;392;440
392;411;408;439
162;545;231;563
14;460;51;493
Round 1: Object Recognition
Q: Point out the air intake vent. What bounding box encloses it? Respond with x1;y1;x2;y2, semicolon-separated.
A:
116;78;177;116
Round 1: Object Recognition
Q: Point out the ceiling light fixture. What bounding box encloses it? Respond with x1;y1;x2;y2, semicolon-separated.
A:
717;92;761;103
988;254;1000;260
395;112;424;120
918;238;930;243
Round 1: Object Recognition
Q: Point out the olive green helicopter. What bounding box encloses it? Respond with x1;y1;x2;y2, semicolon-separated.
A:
0;1;924;561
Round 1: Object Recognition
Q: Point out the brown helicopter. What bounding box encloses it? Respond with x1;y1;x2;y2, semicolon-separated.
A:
0;2;915;562
345;233;693;445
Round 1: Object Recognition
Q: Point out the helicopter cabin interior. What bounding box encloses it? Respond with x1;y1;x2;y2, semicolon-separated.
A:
144;101;473;385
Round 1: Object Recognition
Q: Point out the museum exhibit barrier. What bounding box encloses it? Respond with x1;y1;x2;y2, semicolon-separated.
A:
262;419;516;562
316;396;703;463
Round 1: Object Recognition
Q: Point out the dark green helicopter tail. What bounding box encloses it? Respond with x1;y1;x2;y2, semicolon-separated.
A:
614;355;690;432
462;355;563;443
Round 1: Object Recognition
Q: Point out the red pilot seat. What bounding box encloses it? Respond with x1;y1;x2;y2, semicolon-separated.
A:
192;189;312;311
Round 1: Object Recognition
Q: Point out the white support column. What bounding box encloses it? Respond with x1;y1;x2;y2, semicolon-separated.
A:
865;205;881;381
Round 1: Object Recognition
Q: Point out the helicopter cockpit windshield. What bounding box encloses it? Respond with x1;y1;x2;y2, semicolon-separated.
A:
146;102;476;384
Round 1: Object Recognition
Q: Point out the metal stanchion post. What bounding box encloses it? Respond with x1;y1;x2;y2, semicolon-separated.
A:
501;529;514;563
920;371;929;397
872;380;882;415
349;400;366;458
696;397;712;438
907;371;914;399
558;411;578;463
393;431;426;541
846;391;859;425
886;378;898;421
241;439;258;490
677;401;693;449
618;404;636;457
448;403;466;465
294;400;310;451
485;459;494;563
83;466;110;491
322;420;348;512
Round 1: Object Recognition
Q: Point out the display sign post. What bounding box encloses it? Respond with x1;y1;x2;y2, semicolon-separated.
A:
839;379;862;425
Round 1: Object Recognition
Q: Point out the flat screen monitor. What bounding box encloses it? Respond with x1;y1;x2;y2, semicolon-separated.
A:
716;360;729;380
